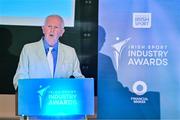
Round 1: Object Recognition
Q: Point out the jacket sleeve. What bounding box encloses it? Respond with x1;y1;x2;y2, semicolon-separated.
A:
72;48;85;78
13;45;29;90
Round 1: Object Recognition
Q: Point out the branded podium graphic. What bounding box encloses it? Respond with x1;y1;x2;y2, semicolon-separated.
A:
18;78;94;118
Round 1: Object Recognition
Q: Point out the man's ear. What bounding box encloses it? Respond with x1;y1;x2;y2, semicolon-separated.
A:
41;26;45;34
61;28;65;36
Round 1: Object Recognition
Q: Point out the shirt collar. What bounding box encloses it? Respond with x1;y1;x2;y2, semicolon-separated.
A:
43;38;58;51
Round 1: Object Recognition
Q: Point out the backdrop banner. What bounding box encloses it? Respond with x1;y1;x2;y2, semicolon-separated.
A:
98;0;180;119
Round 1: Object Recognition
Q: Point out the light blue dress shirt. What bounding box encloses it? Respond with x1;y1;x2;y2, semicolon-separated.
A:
43;39;58;76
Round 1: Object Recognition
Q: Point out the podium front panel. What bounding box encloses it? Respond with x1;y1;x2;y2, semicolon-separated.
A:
18;78;94;117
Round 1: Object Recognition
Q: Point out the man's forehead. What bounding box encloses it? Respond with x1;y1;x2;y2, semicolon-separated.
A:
45;17;64;26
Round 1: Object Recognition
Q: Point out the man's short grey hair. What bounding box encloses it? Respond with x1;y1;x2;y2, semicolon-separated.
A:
44;15;64;28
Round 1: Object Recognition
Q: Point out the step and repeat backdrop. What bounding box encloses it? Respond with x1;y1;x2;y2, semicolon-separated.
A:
98;0;180;119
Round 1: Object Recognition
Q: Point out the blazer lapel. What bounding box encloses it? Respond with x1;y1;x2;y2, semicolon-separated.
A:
37;39;52;77
54;42;64;77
